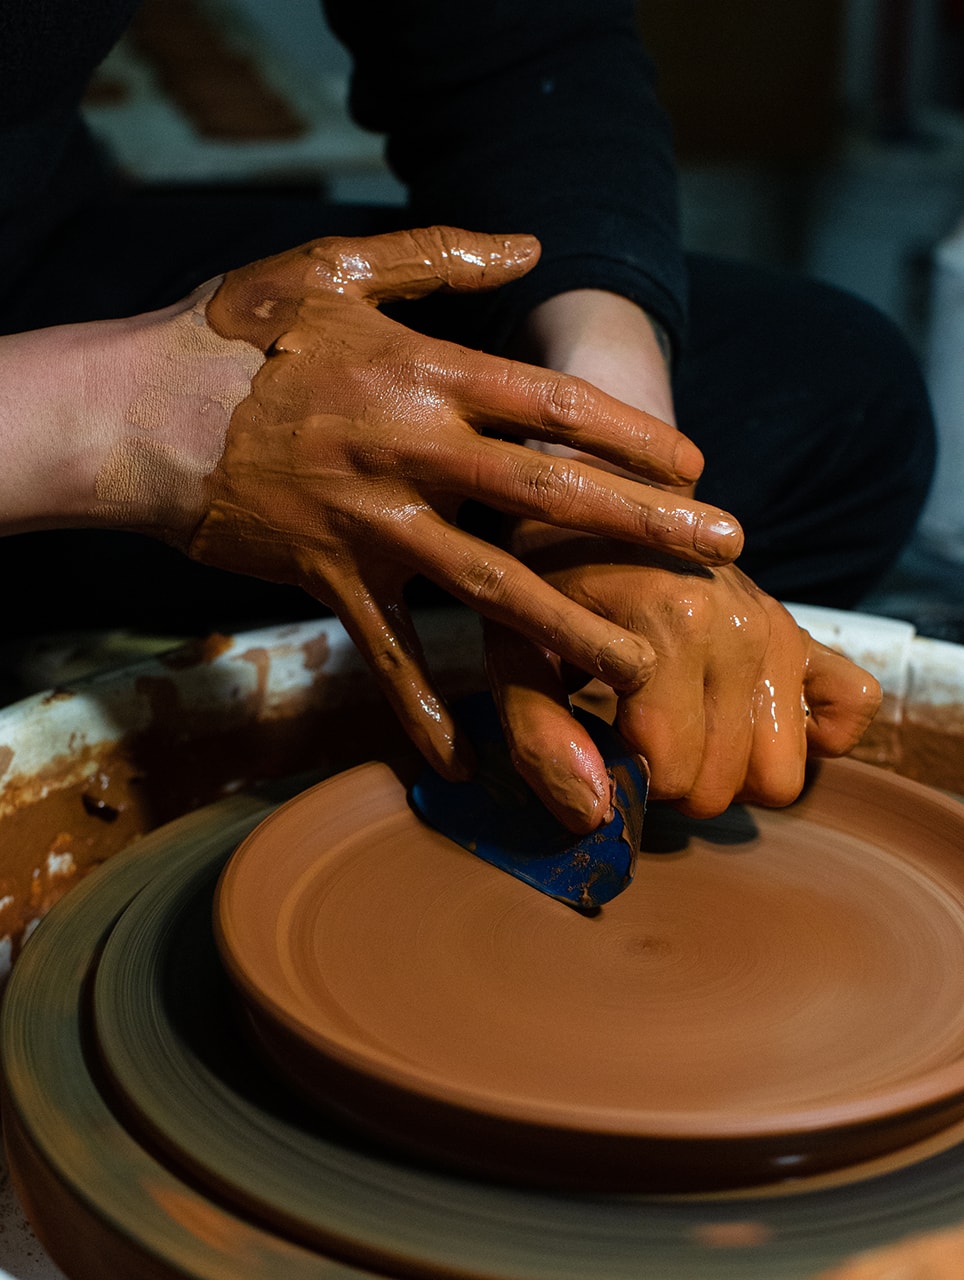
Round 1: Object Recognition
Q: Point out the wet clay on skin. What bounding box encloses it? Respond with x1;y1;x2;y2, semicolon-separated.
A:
182;227;742;783
92;282;263;532
215;755;964;1194
487;529;882;826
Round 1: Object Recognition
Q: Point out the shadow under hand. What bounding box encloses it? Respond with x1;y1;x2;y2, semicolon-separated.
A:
639;802;760;855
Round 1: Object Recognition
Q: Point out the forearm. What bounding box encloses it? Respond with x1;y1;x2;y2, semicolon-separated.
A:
0;321;94;532
0;285;262;541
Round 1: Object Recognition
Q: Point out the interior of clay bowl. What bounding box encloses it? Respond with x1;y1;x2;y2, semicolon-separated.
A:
214;753;964;1193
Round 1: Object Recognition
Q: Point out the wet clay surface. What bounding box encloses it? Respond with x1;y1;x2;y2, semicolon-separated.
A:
0;633;436;974
5;736;964;1278
215;756;964;1192
10;784;964;1280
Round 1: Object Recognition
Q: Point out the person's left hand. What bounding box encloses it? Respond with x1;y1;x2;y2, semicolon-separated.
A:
484;526;881;833
487;290;879;832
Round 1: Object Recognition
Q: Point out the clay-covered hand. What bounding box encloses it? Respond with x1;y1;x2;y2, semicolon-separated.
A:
483;528;882;832
183;227;743;776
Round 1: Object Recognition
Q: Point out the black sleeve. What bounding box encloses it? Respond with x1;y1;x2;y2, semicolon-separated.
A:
0;1;140;326
322;0;687;356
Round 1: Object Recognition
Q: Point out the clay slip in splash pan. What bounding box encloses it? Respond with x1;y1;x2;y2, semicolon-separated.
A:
214;756;964;1193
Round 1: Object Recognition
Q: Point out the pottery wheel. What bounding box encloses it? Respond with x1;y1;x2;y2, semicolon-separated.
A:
214;757;964;1192
3;766;964;1279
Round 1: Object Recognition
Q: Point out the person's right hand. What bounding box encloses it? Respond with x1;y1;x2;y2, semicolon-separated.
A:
483;527;881;831
172;226;742;776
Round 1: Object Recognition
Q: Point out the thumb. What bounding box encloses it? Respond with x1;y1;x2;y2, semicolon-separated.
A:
351;225;541;304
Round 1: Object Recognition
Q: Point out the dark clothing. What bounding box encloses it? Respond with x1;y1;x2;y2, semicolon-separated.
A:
325;0;686;354
0;1;142;310
0;5;936;634
0;1;686;350
676;255;936;608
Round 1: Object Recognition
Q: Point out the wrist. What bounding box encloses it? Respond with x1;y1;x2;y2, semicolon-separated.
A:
511;289;689;490
0;283;263;544
67;284;263;546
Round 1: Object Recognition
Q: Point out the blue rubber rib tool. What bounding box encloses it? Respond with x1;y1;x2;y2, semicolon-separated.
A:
409;690;649;910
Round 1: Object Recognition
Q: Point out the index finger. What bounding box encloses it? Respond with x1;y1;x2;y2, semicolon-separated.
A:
428;436;743;565
440;347;704;486
484;621;615;834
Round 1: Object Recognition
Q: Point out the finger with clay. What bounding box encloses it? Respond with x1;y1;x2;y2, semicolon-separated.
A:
484;528;882;833
180;226;743;777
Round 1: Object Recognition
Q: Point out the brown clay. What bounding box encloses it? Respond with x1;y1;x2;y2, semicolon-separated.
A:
190;228;742;783
853;703;964;797
215;755;964;1193
485;532;881;830
812;1223;964;1279
0;630;443;975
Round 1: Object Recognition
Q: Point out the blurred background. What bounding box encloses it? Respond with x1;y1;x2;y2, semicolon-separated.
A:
78;0;964;638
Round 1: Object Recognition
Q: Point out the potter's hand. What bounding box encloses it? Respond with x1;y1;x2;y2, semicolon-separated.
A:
484;529;881;832
182;227;742;776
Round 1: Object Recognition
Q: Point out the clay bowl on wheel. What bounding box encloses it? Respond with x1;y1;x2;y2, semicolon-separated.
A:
214;754;964;1194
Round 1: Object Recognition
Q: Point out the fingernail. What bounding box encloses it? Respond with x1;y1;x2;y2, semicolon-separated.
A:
695;512;744;561
559;777;611;832
673;436;704;482
502;234;540;267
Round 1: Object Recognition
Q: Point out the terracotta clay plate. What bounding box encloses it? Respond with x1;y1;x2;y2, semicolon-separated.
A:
10;782;964;1280
215;757;964;1192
